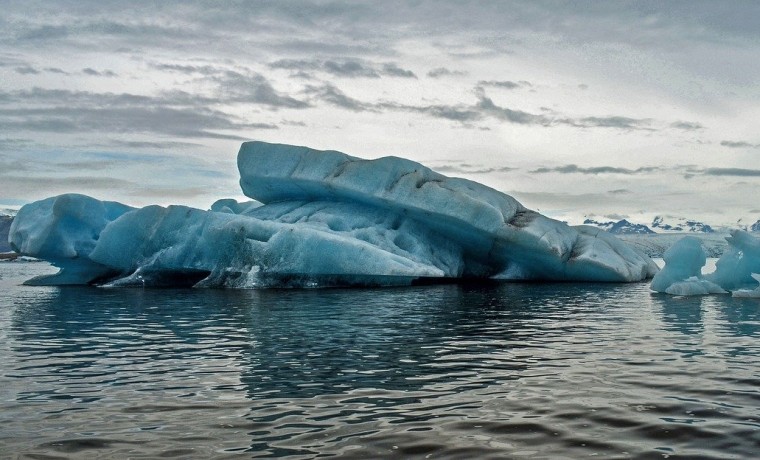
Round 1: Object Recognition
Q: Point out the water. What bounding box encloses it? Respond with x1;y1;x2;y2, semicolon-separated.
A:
1;262;759;459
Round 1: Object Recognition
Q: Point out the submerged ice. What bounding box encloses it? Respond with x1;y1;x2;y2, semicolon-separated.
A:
9;141;658;287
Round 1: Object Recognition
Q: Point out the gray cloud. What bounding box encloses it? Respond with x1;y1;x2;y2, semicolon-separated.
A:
15;66;40;75
703;168;760;177
82;68;117;77
569;116;653;130
14;20;208;45
322;60;380;78
476;95;551;125
427;67;467;78
395;103;482;122
0;138;32;151
106;140;202;150
128;186;218;199
304;82;661;130
271;58;370;77
211;71;311;108
265;38;389;57
16;24;69;41
270;58;415;78
1;175;136;193
434;164;516;174
83;151;175;162
306;83;376;112
721;140;760;148
53;160;121;171
671;121;704;130
149;62;223;75
0;104;262;140
281;119;307;127
382;63;416;78
608;189;632;195
0;155;34;173
531;164;663;175
477;80;531;89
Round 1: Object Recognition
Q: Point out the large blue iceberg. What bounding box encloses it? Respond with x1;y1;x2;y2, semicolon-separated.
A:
9;142;658;287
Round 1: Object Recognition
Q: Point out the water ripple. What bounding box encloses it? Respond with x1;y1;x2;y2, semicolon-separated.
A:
2;263;760;458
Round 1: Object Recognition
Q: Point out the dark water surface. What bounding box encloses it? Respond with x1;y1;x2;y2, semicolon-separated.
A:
1;262;759;459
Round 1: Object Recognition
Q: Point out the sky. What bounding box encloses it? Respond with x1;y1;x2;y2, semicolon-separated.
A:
1;0;759;225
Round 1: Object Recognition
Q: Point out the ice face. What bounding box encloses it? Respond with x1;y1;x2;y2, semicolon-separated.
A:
9;141;658;287
651;230;760;295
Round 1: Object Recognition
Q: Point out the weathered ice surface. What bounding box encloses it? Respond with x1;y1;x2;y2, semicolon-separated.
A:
9;141;657;287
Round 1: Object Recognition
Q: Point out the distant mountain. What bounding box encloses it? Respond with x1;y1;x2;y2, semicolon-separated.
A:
0;208;17;217
651;216;714;233
583;218;655;235
0;216;13;253
750;220;760;232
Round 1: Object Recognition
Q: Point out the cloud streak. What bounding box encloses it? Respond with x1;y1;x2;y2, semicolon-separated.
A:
269;58;416;79
721;140;760;149
530;165;663;175
702;168;760;177
433;164;516;174
477;80;531;89
427;67;467;78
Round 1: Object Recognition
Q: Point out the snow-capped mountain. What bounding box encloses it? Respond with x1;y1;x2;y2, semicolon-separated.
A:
583;218;655;235
651;216;714;233
749;220;760;232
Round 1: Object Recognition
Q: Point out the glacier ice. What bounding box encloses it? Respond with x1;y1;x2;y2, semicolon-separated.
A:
651;230;760;296
9;141;658;288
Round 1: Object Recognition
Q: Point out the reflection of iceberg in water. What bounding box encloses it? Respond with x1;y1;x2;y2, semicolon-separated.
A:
715;298;760;349
651;294;705;337
10;284;536;401
6;275;760;458
9;141;657;288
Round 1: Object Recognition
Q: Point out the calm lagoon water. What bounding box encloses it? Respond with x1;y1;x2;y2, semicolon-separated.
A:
1;262;759;459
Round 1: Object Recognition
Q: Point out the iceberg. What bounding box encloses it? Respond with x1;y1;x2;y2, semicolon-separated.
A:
9;141;658;288
651;230;760;296
650;236;726;295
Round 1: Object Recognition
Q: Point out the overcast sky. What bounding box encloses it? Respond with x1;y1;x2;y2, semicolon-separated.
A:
2;1;759;225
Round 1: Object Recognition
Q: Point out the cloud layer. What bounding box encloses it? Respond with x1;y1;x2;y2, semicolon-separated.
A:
1;1;758;222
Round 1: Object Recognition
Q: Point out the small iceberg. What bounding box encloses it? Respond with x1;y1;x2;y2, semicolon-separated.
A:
651;230;760;296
